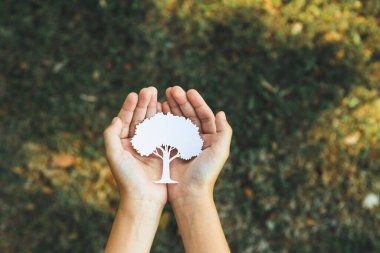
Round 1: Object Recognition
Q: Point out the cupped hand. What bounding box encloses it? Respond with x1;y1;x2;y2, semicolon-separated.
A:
103;87;167;208
163;86;233;203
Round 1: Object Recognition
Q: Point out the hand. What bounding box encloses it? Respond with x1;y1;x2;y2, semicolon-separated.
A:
162;86;233;204
103;87;167;211
104;86;232;253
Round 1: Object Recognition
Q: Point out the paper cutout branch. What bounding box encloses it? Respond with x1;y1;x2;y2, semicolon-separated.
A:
131;113;203;184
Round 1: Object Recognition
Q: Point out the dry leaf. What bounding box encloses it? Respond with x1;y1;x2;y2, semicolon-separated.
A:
106;171;116;185
42;186;54;194
159;211;171;230
306;218;316;226
51;154;76;168
243;187;254;199
343;131;361;145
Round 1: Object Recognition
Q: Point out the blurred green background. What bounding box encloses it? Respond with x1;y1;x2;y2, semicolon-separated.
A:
1;0;380;252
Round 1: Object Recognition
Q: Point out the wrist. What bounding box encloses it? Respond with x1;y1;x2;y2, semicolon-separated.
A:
118;195;164;218
171;192;215;214
170;182;214;205
106;194;164;253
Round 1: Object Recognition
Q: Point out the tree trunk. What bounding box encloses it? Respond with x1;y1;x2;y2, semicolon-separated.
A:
155;150;178;184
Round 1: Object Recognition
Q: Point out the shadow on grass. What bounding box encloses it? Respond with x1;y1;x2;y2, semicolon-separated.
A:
0;1;378;252
0;167;187;253
0;169;111;253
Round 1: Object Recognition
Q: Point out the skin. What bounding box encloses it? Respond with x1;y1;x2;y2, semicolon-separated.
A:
104;86;232;253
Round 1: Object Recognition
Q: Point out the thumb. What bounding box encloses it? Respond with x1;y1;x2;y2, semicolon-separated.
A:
103;117;123;160
216;111;232;134
215;111;233;148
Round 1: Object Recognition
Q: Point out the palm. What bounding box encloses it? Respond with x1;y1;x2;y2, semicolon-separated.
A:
117;138;167;202
161;87;231;202
105;86;231;207
168;134;222;201
104;87;168;205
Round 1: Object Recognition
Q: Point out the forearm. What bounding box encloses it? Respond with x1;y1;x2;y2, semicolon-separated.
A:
105;197;163;253
172;194;230;253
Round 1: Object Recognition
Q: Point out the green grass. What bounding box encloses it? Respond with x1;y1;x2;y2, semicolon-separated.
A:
1;0;380;252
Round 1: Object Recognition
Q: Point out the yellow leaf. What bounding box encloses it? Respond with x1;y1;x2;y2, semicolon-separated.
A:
324;31;342;42
343;131;361;146
291;22;303;35
106;171;116;186
159;211;171;230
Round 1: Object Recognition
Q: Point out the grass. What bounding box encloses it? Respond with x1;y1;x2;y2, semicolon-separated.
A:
1;0;380;252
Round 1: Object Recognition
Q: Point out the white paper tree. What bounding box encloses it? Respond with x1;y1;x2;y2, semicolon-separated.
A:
131;113;203;183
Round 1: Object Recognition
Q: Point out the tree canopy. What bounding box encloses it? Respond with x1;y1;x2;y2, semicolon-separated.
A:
131;113;203;160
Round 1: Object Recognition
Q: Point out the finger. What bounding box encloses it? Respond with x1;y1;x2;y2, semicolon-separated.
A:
187;89;216;134
216;111;232;134
129;88;152;137
145;86;158;118
157;101;162;113
104;117;123;161
214;111;233;154
162;101;171;114
166;87;182;116
118;92;138;138
171;86;202;129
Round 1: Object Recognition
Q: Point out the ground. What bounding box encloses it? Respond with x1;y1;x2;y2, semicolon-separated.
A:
1;1;380;252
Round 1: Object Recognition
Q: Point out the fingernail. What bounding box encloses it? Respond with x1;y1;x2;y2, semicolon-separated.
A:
112;117;119;124
220;111;226;120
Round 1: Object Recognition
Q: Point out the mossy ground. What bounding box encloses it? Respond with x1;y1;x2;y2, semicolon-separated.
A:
1;1;380;252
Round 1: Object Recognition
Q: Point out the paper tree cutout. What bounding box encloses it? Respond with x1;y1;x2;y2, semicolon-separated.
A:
131;113;203;184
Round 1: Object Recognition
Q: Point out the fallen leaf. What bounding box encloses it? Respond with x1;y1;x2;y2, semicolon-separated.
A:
243;187;254;199
51;154;76;168
19;62;30;70
25;202;35;210
106;171;116;185
42;186;54;194
159;211;170;230
80;94;97;102
291;22;303;35
343;131;361;145
52;61;67;73
306;218;316;226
